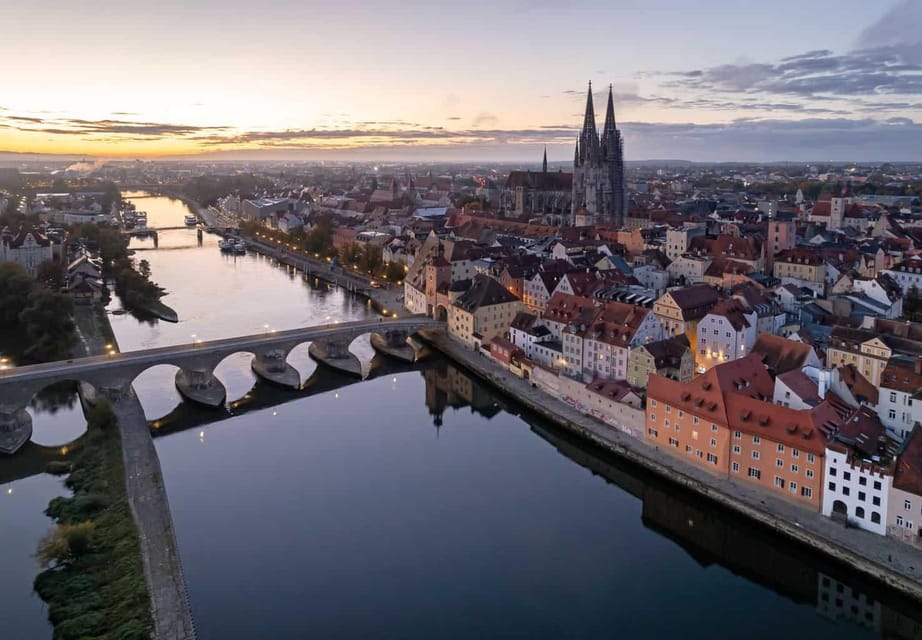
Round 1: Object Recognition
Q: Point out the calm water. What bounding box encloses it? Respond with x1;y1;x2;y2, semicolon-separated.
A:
0;194;919;639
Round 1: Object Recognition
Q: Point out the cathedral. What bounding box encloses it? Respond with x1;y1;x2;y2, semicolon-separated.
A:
572;82;626;228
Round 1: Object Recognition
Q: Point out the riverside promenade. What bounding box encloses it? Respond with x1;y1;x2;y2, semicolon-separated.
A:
419;329;922;601
242;235;409;317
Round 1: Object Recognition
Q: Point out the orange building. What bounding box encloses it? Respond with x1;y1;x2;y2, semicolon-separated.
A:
646;353;846;510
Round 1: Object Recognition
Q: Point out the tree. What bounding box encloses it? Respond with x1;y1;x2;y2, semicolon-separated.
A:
904;285;922;323
37;260;65;290
19;288;76;362
137;259;151;280
0;262;34;325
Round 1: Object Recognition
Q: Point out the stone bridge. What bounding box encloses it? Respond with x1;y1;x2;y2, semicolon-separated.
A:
0;317;440;453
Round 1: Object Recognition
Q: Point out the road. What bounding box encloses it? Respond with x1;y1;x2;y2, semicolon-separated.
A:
0;317;437;385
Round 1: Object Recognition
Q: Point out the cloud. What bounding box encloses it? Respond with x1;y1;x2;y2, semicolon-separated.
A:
0;114;227;138
857;0;922;62
472;112;498;127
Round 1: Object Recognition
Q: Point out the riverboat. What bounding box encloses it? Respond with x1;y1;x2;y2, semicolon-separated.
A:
184;214;198;226
233;240;247;254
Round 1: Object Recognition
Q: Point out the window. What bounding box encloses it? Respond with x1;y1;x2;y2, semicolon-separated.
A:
664;419;670;427
792;449;800;458
710;438;717;447
859;477;867;486
774;476;785;488
828;482;836;491
674;424;680;432
648;428;658;437
806;469;814;479
829;467;837;477
897;515;904;526
707;453;718;464
748;467;761;479
669;437;679;447
873;496;881;507
665;405;671;414
789;482;798;493
906;500;913;511
842;487;850;496
650;414;656;422
686;445;692;453
807;453;815;463
874;481;881;491
752;451;760;460
678;411;685;418
858;491;866;502
889;409;897;420
776;458;784;468
734;431;742;440
651;400;657;408
802;487;813;499
791;464;799;474
732;462;740;472
856;507;865;519
777;443;785;453
711;423;718;432
871;512;880;524
906;521;914;530
753;436;761;445
843;471;851;481
733;445;741;454
693;416;699;425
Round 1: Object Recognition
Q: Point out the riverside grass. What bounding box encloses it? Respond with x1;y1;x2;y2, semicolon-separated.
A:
34;400;152;640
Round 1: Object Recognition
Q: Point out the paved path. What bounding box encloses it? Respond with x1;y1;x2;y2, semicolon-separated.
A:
421;330;922;600
111;389;197;640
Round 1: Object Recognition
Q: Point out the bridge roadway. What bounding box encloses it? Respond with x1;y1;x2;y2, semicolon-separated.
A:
0;316;440;411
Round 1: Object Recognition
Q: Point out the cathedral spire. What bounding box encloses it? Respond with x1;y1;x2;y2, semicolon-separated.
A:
542;146;548;173
603;84;617;136
581;81;598;142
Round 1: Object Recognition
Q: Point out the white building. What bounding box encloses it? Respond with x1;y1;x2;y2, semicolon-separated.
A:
883;256;922;294
0;229;53;277
821;407;895;535
878;359;922;442
695;299;757;372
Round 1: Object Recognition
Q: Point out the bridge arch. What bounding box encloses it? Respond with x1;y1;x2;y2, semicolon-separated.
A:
27;379;95;449
131;364;184;422
213;351;260;403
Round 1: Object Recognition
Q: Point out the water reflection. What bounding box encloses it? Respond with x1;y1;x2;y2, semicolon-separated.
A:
28;382;88;449
147;358;920;639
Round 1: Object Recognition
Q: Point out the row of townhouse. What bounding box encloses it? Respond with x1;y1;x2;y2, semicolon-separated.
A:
509;292;664;382
645;352;922;548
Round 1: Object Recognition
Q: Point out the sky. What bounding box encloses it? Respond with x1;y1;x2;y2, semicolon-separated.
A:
1;0;921;162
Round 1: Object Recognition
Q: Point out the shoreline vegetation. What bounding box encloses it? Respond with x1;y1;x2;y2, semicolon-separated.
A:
73;224;178;323
34;400;153;640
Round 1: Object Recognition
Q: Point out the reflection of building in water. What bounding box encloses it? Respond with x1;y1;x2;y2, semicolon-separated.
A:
423;366;501;427
817;574;881;632
531;421;922;640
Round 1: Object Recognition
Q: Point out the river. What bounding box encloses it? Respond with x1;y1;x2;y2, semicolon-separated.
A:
0;193;918;638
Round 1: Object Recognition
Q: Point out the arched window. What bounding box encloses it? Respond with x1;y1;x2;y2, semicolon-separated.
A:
856;507;865;519
871;512;881;524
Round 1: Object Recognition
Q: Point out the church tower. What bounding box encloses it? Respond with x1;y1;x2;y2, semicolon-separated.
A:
571;83;626;227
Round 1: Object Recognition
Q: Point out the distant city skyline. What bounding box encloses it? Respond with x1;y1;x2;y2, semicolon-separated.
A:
2;0;921;161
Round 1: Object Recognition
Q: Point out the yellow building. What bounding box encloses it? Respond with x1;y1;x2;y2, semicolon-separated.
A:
652;284;720;353
448;275;524;348
826;327;893;388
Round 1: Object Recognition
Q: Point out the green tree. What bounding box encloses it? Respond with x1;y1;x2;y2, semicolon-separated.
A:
36;259;65;290
904;285;922;323
0;262;34;325
19;288;76;362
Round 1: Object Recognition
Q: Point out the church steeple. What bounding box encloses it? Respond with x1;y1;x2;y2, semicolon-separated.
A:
602;84;617;137
542;146;548;173
581;82;597;139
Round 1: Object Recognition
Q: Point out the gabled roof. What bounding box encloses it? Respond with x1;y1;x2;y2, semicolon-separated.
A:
705;299;752;332
639;334;691;369
658;284;720;321
751;334;817;375
895;426;922;496
453;274;520;313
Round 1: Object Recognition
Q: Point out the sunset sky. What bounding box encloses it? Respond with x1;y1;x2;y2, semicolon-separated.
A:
2;0;921;161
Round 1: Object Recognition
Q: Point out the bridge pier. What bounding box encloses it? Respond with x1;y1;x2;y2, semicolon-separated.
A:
175;369;226;408
370;330;419;363
251;349;300;389
309;338;364;378
0;408;32;455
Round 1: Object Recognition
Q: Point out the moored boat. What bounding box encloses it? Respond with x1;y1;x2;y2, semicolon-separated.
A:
184;214;198;226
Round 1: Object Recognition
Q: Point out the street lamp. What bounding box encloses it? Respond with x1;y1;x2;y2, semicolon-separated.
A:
191;334;197;347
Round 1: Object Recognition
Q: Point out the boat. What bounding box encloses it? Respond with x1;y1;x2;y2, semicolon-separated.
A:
219;239;234;253
233;240;247;254
184;214;198;226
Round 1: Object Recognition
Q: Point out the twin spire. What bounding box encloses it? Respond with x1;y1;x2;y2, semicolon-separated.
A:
577;81;619;164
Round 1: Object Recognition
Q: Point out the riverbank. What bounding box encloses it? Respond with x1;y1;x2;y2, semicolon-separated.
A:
418;329;922;602
33;402;153;640
240;235;408;317
69;302;196;639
